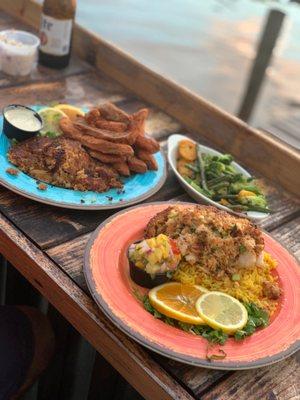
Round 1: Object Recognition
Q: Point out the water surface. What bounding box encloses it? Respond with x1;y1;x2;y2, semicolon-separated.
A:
77;0;300;147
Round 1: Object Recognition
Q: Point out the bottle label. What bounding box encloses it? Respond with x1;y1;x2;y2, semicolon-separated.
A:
40;13;72;56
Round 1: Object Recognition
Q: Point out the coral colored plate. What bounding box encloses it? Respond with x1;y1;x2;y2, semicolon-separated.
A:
0;106;166;210
84;202;300;369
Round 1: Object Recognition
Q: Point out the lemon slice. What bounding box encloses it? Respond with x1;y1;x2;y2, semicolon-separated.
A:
195;291;248;334
149;282;208;325
53;104;84;120
38;107;68;137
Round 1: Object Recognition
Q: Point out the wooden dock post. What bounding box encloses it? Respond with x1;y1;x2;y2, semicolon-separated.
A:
237;9;285;121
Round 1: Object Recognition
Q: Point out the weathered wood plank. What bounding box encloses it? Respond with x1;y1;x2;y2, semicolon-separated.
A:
0;80;183;250
0;6;298;400
201;353;299;400
1;116;298;251
0;7;36;31
0;0;40;28
0;57;91;90
46;196;300;399
0;10;90;89
0;72;128;109
170;178;300;232
115;98;182;140
47;233;89;290
2;0;299;197
152;357;230;399
0;154;182;249
0;212;193;400
46;188;299;304
271;216;300;260
164;217;299;400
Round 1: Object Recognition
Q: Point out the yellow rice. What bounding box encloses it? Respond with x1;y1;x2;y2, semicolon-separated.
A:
173;252;279;314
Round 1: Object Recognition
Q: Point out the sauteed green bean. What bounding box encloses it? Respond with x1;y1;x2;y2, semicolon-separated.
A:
177;140;270;213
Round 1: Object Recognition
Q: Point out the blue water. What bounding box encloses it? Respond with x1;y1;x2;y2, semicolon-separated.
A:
76;0;300;146
77;0;300;60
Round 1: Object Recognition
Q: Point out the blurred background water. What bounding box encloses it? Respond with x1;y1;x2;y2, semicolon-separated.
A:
75;0;300;148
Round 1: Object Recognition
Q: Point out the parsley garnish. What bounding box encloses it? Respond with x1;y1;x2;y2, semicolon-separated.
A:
142;296;228;345
142;296;269;345
239;244;247;253
234;302;269;340
10;138;18;146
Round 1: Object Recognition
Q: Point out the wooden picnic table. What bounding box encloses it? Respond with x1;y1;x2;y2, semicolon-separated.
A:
0;5;299;400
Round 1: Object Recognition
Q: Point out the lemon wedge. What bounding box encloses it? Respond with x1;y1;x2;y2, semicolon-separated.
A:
38;107;68;137
195;291;248;334
149;282;208;325
53;104;84;120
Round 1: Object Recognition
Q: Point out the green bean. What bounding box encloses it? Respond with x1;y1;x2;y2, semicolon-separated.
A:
208;181;230;191
207;175;232;186
226;204;271;213
197;145;209;191
226;204;249;211
185;163;199;173
213;194;238;201
245;206;271;213
190;181;212;198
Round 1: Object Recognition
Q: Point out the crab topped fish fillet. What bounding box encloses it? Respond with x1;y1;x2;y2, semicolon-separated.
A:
145;205;265;278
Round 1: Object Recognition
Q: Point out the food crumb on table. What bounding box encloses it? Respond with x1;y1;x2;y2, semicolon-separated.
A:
6;167;19;176
37;183;47;191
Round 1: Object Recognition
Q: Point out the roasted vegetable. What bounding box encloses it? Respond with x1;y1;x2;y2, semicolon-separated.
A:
177;159;193;177
178;140;197;161
176;140;269;214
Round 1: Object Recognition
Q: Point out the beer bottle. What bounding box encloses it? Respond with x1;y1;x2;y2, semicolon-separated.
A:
39;0;76;69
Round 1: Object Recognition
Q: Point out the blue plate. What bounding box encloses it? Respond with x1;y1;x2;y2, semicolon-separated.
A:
0;105;167;210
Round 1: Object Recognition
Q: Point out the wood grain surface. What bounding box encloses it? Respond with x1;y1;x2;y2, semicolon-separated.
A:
2;0;300;197
46;195;299;400
0;213;193;400
0;6;299;400
201;353;299;400
46;189;299;290
0;8;90;89
0;73;128;109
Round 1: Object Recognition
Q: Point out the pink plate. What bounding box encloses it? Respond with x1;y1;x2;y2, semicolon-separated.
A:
84;202;300;369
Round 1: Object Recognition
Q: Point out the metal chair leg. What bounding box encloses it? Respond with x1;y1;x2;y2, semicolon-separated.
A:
59;330;96;400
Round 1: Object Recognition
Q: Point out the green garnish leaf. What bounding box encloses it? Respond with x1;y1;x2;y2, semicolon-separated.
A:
132;289;144;302
10;138;18;146
142;296;269;346
235;302;269;340
231;273;240;281
45;131;59;138
178;321;193;332
166;271;174;279
239;244;246;253
143;296;228;345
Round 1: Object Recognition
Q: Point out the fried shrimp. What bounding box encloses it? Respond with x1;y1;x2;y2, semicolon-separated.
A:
136;150;158;170
60;117;134;157
135;134;160;153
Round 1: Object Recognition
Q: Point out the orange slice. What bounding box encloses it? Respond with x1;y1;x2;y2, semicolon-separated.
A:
149;282;208;324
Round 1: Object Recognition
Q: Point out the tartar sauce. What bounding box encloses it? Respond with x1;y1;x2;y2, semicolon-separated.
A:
4;107;42;132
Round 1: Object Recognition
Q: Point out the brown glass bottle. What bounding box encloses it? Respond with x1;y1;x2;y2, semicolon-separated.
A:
39;0;76;69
